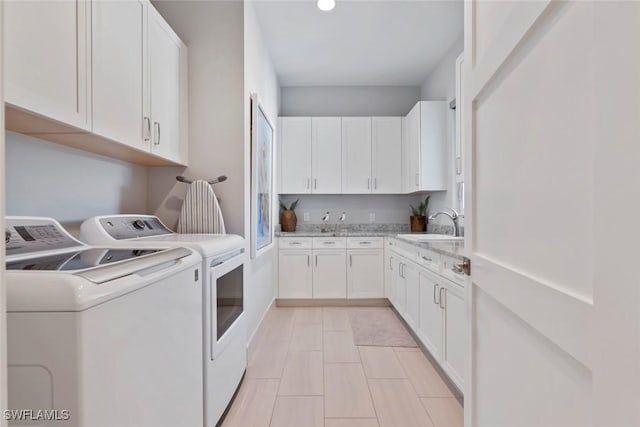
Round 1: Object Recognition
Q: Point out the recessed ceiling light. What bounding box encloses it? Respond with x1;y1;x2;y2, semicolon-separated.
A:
317;0;335;12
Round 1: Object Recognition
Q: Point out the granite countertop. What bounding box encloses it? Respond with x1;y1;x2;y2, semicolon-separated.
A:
276;229;465;260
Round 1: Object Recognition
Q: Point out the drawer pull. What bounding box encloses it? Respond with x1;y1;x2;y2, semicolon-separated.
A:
422;256;433;262
359;241;372;245
323;241;336;245
290;242;302;245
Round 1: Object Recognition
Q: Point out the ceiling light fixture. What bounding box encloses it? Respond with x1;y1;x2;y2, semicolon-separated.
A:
317;0;335;12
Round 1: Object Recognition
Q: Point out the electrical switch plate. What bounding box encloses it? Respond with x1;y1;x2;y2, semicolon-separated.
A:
303;212;310;222
369;213;376;222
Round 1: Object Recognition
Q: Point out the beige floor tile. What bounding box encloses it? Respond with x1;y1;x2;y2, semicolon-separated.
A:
247;340;289;379
290;323;323;352
323;307;352;331
278;351;324;395
270;396;324;427
324;331;360;363
358;346;406;378
294;307;324;325
368;379;434;427
325;419;379;427
324;363;377;418
395;350;453;397
420;398;463;427
221;379;279;427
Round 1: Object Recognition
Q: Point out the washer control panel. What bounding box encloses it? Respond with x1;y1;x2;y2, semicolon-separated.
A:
6;217;83;257
99;216;173;240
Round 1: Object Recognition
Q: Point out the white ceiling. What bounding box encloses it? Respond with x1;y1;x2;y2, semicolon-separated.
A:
252;0;463;87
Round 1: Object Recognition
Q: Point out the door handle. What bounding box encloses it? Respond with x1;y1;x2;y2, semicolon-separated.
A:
143;116;151;141
433;284;440;305
154;122;161;145
439;287;446;309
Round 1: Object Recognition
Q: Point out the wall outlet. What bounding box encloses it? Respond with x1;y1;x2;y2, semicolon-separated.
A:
369;213;376;222
303;212;310;222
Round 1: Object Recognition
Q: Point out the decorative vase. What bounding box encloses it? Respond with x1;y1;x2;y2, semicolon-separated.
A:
410;215;427;232
280;210;298;232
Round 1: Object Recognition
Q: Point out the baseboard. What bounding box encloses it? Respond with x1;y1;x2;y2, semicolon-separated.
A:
275;298;391;307
247;297;276;351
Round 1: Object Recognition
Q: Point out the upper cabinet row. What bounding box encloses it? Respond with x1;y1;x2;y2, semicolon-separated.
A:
4;0;188;166
279;101;447;195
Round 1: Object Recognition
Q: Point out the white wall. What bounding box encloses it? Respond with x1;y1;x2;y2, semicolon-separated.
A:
5;132;148;234
419;36;463;225
243;0;280;344
148;1;245;235
279;194;424;226
280;86;420;116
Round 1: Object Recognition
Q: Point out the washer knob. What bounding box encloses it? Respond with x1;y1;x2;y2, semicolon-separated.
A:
132;220;146;230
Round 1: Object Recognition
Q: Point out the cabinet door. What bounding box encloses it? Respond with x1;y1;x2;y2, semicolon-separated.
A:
372;117;402;193
403;262;419;329
347;250;383;298
384;250;395;298
92;0;148;149
341;117;372;193
394;261;407;315
313;251;347;298
149;7;182;163
418;270;443;361
404;103;421;193
5;0;90;130
280;117;312;194
418;101;447;191
311;117;342;193
441;280;464;389
278;251;312;298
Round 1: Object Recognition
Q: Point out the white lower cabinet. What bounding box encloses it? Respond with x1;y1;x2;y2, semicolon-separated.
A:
403;262;419;330
347;250;384;298
313;251;347;298
278;250;312;298
441;279;465;388
417;269;443;360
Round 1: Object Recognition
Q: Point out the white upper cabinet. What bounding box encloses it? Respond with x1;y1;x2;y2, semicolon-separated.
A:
341;117;372;193
311;117;342;194
148;6;183;164
92;0;148;151
280;117;312;194
403;101;448;192
372;117;403;193
5;0;90;131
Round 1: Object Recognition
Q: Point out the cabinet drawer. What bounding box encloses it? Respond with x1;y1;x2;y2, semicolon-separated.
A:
347;237;384;249
279;237;312;249
313;237;347;249
416;248;440;272
441;255;466;286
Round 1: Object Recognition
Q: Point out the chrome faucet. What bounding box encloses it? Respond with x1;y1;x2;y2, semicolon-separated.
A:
429;208;462;237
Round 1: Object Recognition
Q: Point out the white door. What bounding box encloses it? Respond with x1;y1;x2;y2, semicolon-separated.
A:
347;250;384;299
311;117;342;194
312;251;347;298
403;262;419;329
4;0;90;130
417;269;442;361
149;7;181;162
280;117;312;194
403;103;420;192
92;0;148;149
278;251;312;299
465;2;640;426
341;117;372;193
441;279;464;390
372;117;402;194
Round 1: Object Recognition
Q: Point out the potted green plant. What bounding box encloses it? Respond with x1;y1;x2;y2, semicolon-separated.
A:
279;199;299;232
409;196;430;232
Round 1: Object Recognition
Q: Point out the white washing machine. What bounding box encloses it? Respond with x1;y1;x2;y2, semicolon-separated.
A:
80;214;247;427
5;216;204;427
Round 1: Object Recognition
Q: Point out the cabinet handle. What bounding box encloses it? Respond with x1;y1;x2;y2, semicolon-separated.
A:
439;287;446;309
415;173;419;186
314;179;317;189
367;178;371;190
433;284;440;305
307;255;310;267
290;241;301;245
359;241;371;245
374;178;377;189
143;116;151;141
323;241;336;245
315;255;318;267
154;122;161;145
422;256;433;262
307;179;310;189
389;256;393;270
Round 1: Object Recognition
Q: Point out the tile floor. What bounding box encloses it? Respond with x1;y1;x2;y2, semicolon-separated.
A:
222;306;463;427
